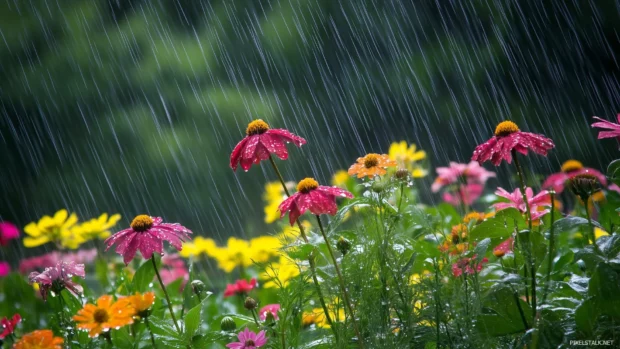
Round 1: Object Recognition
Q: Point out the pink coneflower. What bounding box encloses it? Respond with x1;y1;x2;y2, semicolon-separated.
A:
441;183;484;206
542;160;607;194
159;254;189;290
493;237;514;258
279;178;354;225
0;314;21;339
18;253;60;274
0;222;19;246
28;261;85;300
226;328;267;349
104;215;192;265
432;161;495;192
224;278;257;298
592;114;620;142
494;187;551;222
452;256;488;277
259;304;280;321
230;119;306;172
0;261;10;277
472;121;555;166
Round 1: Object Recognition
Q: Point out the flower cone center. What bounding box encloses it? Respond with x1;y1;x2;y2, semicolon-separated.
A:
297;178;319;193
130;215;153;232
93;309;109;323
246;119;270;135
561;159;583;173
245;340;256;346
494;121;520;136
363;154;380;168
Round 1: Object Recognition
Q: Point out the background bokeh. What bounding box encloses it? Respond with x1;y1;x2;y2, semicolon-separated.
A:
1;0;619;247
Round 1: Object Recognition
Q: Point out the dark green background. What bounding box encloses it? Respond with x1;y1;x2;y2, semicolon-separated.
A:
1;0;618;248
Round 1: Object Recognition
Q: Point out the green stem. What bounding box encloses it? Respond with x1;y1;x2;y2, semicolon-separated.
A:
500;259;530;330
398;182;405;212
315;215;364;349
152;257;182;334
251;308;261;327
585;199;596;246
541;192;556;306
145;316;158;348
267;155;334;330
511;150;536;315
433;258;442;347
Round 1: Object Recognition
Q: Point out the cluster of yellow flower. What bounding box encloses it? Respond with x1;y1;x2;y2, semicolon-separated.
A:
181;222;313;287
23;209;120;249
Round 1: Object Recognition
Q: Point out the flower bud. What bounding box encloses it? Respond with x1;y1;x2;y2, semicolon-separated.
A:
394;168;409;180
264;311;276;325
337;236;352;256
371;181;386;193
191;280;206;296
569;173;600;201
220;316;236;332
244;297;258;310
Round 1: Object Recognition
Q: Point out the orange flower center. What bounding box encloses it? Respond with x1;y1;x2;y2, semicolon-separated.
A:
93;309;109;323
561;159;583;173
130;215;153;232
494;121;520;137
246;119;270;135
296;178;319;193
363;154;380;168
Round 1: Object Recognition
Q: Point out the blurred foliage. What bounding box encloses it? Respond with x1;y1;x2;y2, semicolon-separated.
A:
1;0;619;248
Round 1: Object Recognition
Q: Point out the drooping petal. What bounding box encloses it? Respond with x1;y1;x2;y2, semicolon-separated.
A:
230;137;250;170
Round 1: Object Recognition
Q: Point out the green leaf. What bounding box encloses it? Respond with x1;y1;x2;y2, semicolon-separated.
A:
477;287;532;336
184;298;207;340
111;327;134;349
607;159;620;187
133;259;156;292
469;208;525;240
575;299;598;336
547;216;602;235
588;262;620;317
574;246;606;271
597;234;620;258
148;316;184;346
286;243;316;260
413;239;441;258
473;238;491;263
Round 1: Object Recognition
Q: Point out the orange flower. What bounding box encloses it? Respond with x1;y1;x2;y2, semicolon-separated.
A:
348;153;396;178
13;330;63;349
128;291;155;317
73;295;135;337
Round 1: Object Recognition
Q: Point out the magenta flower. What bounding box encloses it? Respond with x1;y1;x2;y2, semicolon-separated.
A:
472;121;555;166
592;114;620;142
0;261;9;277
494;187;551;222
432;161;495;192
542;160;607;194
0;222;19;246
18;249;96;274
259;304;280;321
279;178;354;225
226;328;267;349
104;215;192;265
28;261;85;300
230;119;306;172
452;256;488;277
0;314;21;339
441;183;484;206
224;278;257;298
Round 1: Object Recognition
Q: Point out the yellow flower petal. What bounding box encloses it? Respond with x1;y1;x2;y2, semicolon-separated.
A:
53;209;68;225
24;236;51;248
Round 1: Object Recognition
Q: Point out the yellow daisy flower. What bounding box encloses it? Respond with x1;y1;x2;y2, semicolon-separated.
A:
71;213;121;241
331;170;350;188
23;209;80;249
388;141;428;177
260;255;301;288
249;236;282;263
263;181;287;224
209;237;253;273
180;236;217;258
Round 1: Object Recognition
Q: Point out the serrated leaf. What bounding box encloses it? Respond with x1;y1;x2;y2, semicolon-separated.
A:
184;298;207;340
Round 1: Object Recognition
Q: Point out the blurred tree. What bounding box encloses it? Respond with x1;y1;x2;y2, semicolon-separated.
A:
1;0;619;247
